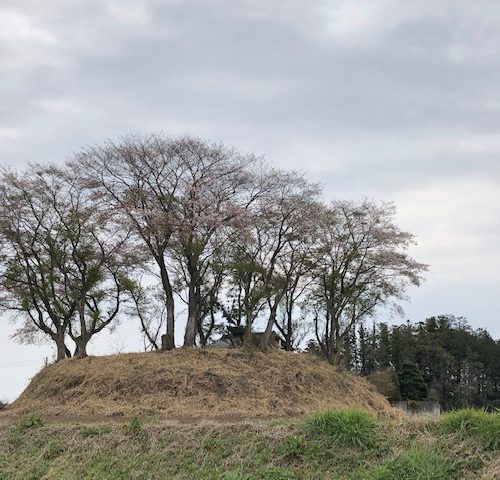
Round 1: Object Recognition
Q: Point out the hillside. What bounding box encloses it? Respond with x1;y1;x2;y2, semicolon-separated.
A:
3;349;398;419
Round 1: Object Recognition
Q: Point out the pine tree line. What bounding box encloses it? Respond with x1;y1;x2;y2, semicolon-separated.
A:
308;315;500;410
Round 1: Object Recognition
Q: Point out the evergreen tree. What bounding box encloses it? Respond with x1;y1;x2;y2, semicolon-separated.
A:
354;315;499;409
359;323;376;375
341;325;357;370
376;323;391;368
398;361;428;401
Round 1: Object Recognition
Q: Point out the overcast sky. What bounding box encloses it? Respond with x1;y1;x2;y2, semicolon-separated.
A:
1;0;500;401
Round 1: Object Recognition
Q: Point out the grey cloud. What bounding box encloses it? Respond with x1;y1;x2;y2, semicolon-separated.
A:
0;1;499;376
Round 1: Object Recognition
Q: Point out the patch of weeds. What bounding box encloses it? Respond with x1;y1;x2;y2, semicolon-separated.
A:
124;416;142;435
358;449;461;480
6;427;25;449
43;441;64;460
159;432;173;448
202;437;218;450
20;464;50;480
83;451;131;479
441;409;500;450
266;418;290;427
80;425;111;438
203;370;228;395
441;409;487;432
221;472;246;480
249;467;296;480
304;408;377;448
139;415;157;424
19;414;45;429
222;468;296;480
275;435;306;459
474;414;500;450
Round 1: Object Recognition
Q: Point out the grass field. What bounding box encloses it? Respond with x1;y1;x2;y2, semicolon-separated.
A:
0;409;499;479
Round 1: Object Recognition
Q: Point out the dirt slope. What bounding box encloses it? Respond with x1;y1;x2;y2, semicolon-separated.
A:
4;349;399;419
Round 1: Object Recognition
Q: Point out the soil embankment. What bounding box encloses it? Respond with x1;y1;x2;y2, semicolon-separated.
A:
3;349;399;419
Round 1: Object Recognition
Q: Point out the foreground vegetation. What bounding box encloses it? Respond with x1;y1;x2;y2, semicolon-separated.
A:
0;409;499;479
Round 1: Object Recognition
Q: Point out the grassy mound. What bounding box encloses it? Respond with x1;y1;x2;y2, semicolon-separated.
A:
2;349;399;419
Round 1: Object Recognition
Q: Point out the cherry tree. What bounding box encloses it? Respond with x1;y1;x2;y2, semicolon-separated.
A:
309;200;428;364
75;134;260;347
75;134;185;350
226;169;321;349
168;137;259;346
0;165;134;359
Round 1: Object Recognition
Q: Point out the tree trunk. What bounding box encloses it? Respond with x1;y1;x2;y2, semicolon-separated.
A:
285;304;294;351
183;282;197;347
74;337;89;358
55;331;67;361
243;321;254;348
327;321;343;366
75;296;89;358
327;306;337;364
199;300;216;347
158;255;175;350
260;301;279;351
56;343;66;361
242;291;255;348
164;281;175;350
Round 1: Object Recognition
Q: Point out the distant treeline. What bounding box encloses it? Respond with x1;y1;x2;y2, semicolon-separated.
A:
308;315;500;410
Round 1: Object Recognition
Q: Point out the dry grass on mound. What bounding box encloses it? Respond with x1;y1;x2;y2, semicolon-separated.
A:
3;349;400;419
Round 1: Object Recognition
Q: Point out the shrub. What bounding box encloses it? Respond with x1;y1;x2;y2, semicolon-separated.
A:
304;408;377;448
360;450;459;480
366;368;400;401
441;409;500;450
19;414;44;429
0;400;7;411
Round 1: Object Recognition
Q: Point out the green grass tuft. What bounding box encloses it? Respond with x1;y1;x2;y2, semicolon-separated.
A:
360;450;460;480
221;472;245;480
221;467;296;480
80;425;111;438
124;416;142;435
250;467;296;479
441;408;488;432
18;414;45;429
275;435;306;459
441;409;500;450
304;408;377;448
